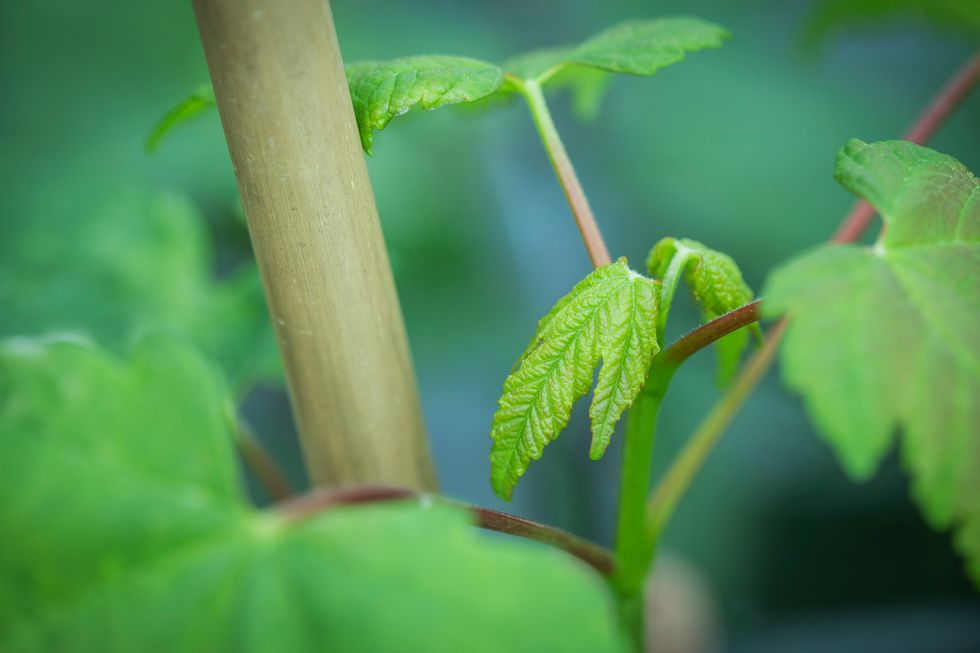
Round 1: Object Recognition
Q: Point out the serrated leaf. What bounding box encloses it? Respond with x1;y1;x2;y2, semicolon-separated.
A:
647;237;759;385
145;84;216;152
499;18;728;119
0;188;280;391
0;337;626;652
347;56;504;153
490;259;660;500
566;17;730;76
763;139;980;585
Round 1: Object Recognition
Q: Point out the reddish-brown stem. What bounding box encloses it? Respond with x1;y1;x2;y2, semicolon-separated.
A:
660;300;762;369
277;485;615;576
832;52;980;244
516;76;612;268
648;51;980;536
236;419;294;501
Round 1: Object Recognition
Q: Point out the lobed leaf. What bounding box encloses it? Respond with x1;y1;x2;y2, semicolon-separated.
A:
498;17;729;119
150;17;727;152
490;259;660;500
0;337;626;652
647;237;759;385
347;55;504;153
763;139;980;585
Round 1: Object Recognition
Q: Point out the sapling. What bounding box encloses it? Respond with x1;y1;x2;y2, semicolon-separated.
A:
2;11;978;653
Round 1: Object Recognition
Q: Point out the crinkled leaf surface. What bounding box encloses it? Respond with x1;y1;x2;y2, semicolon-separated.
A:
647;237;759;385
763;140;980;584
0;337;625;652
347;55;504;153
0;188;279;391
490;259;660;500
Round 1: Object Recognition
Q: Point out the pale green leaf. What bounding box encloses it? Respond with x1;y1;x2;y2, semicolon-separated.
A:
490;259;660;500
647;237;759;385
0;337;626;652
763;139;980;585
145;84;216;152
347;55;504;153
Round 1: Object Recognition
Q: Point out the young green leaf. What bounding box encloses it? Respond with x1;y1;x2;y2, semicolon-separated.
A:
490;259;660;500
763;139;980;585
647;237;759;385
347;56;504;153
0;337;626;652
145;84;216;152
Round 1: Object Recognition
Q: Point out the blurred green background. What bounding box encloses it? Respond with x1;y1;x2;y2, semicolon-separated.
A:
1;0;978;650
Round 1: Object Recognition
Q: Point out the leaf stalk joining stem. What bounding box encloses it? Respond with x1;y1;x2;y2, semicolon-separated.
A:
515;77;612;268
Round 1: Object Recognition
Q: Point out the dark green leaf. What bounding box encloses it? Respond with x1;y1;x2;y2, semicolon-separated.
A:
0;337;626;652
764;139;980;585
347;56;504;153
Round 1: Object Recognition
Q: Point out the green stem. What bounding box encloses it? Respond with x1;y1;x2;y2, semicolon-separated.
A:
613;387;666;595
641;52;980;547
515;76;612;268
645;319;787;540
655;246;694;343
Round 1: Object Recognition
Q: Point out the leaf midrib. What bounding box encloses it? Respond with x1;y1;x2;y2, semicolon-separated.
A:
495;276;630;488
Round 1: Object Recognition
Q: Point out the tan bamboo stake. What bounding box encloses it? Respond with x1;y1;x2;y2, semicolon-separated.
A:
192;0;436;490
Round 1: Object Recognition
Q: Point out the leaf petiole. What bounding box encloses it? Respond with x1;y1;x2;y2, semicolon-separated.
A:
510;75;612;268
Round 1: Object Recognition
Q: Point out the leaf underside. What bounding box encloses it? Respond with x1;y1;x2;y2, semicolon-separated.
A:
647;237;759;385
346;56;504;153
499;17;729;116
0;337;625;652
490;259;660;500
763;139;980;586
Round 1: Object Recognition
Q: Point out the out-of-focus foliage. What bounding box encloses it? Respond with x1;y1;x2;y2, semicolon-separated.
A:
806;0;980;43
765;140;980;585
0;189;279;391
0;336;626;653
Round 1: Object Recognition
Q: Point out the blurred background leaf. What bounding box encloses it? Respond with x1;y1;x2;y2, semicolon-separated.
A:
0;337;625;653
